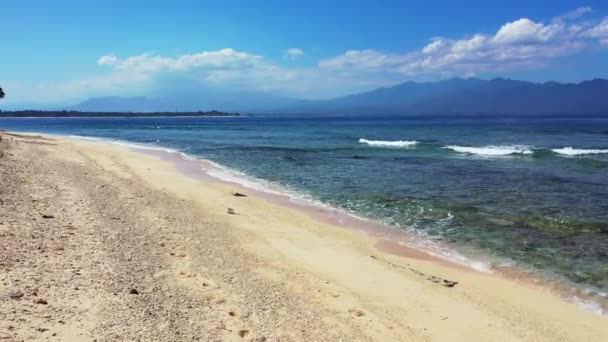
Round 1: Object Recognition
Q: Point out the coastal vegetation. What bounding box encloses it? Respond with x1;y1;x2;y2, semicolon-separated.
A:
0;110;239;118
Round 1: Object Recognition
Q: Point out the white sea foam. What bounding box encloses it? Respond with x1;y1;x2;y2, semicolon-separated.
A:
551;147;608;156
396;239;493;273
203;159;292;196
569;296;607;317
359;138;418;148
444;145;533;156
64;134;198;159
204;159;377;227
70;134;491;274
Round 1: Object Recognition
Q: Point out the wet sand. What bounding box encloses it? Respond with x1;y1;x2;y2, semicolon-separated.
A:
1;132;607;341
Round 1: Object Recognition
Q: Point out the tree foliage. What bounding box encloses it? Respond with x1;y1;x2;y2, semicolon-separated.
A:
0;110;240;117
0;85;4;99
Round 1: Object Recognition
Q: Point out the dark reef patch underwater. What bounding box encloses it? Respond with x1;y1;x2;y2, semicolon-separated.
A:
1;114;607;307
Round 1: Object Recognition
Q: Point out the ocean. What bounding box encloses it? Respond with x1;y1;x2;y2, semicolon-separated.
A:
1;114;607;310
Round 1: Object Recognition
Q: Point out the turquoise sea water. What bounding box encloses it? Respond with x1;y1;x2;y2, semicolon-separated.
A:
1;115;607;304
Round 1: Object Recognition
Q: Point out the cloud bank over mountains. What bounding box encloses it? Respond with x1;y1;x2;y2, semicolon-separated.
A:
5;7;608;105
318;7;606;77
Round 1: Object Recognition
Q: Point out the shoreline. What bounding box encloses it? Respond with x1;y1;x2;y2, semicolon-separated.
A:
47;133;499;270
13;131;608;317
70;133;608;315
2;131;607;341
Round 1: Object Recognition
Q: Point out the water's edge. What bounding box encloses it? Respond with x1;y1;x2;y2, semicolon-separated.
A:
37;131;607;318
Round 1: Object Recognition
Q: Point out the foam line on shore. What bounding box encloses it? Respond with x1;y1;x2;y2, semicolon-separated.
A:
60;133;495;274
12;131;608;318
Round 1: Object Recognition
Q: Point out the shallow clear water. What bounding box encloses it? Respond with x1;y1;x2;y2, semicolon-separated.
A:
1;115;607;296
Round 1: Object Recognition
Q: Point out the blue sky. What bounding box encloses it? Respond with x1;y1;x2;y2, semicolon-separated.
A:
2;0;608;106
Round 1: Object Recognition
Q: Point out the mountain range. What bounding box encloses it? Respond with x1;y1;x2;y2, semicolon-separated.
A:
71;78;608;115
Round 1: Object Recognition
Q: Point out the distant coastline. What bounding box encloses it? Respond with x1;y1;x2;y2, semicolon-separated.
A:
0;110;239;118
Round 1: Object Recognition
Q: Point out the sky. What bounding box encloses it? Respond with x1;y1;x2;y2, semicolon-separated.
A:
1;0;608;107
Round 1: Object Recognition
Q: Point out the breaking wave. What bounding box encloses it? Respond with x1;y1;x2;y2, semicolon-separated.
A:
551;147;608;156
359;138;418;148
444;145;533;156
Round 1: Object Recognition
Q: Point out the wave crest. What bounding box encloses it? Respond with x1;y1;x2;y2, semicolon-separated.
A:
359;138;418;148
551;147;608;156
444;145;533;156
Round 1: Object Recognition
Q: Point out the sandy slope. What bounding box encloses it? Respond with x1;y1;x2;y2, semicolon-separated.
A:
0;132;606;342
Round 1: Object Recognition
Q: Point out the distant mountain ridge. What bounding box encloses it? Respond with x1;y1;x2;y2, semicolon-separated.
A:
71;89;296;113
72;78;608;115
291;78;608;115
73;96;159;112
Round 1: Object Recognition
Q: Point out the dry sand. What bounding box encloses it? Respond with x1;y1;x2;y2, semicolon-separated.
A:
1;132;607;341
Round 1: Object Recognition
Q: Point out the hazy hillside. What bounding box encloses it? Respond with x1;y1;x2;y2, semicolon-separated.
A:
290;78;608;115
72;78;608;115
72;90;297;113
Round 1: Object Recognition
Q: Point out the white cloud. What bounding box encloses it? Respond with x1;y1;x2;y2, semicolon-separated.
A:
422;39;445;54
557;7;593;21
89;48;323;97
320;12;601;79
318;49;412;70
8;7;608;104
453;34;487;52
286;48;304;60
492;18;562;44
97;55;118;66
583;17;608;38
107;48;263;74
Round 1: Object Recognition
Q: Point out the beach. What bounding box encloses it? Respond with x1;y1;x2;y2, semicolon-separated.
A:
1;132;607;341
